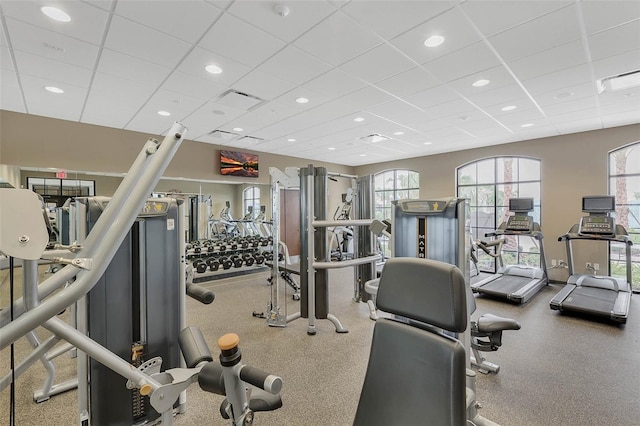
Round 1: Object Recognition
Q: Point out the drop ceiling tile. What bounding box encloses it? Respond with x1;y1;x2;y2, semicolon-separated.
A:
460;1;572;37
598;87;640;106
466;85;529;109
375;66;439;97
258;46;333;86
302;68;368;99
198;12;286;67
82;1;114;12
447;65;517;97
342;0;454;40
274;87;332;111
13;50;93;88
176;47;251;87
233;69;297;102
182;101;246;139
1;45;15;71
339;43;416;84
125;103;181;135
600;97;640;115
114;0;219;44
293;11;381;66
20;74;86;121
601;109;640;127
521;64;592;95
97;48;172;87
389;7;482;64
0;19;7;47
592;49;640;80
1;0;110;45
82;72;157;128
488;4;581;61
146;89;207;117
493;109;547;126
535;82;597;107
425;98;476;120
337;85;394;110
160;70;227;102
581;1;640;35
404;84;459;110
588;19;640;61
424;41;501;83
0;69;25;112
365;100;430;124
509;40;587;81
552;117;602;133
5;18;99;69
105;16;191;68
227;1;335;42
548;108;600;124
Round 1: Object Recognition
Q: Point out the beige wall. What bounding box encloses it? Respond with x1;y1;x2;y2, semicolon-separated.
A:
0;163;21;188
3;110;638;281
355;124;640;281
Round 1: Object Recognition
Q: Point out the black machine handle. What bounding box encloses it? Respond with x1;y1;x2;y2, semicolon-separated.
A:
239;365;283;394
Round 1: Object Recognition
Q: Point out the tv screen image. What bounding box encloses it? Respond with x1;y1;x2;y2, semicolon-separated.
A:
220;150;259;178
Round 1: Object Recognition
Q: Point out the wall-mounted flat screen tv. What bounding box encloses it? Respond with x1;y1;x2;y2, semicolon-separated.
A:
220;150;258;178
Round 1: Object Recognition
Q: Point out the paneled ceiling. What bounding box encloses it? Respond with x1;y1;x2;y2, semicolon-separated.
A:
1;0;639;166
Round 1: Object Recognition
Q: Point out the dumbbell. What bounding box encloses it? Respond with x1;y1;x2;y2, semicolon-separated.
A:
254;253;265;265
242;253;255;266
230;255;244;268
206;258;220;271
219;257;233;270
193;259;207;274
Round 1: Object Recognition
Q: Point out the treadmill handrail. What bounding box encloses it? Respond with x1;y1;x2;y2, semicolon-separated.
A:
485;229;544;240
558;232;632;245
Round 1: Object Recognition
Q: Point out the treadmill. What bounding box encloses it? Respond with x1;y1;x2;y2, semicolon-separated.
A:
549;195;633;324
471;197;548;304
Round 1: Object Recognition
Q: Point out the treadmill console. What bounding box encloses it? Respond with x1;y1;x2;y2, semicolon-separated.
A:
579;195;616;237
579;215;615;237
506;214;533;232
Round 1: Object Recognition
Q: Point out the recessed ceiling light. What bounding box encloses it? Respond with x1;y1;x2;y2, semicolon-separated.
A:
423;142;432;145
360;154;366;157
296;97;309;104
212;109;226;115
328;147;336;150
393;131;404;135
501;105;517;111
41;6;71;22
205;65;222;74
472;79;490;87
287;138;296;142
233;127;244;132
157;110;171;116
521;123;534;128
44;86;64;94
424;35;445;47
354;117;364;122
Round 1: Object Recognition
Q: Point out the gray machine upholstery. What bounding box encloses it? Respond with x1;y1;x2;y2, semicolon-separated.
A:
354;258;468;426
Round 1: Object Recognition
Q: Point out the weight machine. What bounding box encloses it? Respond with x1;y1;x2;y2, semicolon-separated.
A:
0;122;276;425
266;165;383;334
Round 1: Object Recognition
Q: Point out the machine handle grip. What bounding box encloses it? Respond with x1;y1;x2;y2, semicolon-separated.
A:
178;326;213;368
186;282;215;304
240;365;283;394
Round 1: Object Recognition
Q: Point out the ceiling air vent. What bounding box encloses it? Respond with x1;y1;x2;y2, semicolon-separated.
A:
208;130;240;140
358;133;390;143
216;89;265;110
238;136;264;143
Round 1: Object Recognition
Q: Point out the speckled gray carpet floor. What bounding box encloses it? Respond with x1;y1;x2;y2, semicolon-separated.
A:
2;266;639;425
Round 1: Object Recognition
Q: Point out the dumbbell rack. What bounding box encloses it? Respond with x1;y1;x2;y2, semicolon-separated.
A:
185;236;281;283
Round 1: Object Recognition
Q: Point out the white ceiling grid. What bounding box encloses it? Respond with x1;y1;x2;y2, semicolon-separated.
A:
0;0;639;166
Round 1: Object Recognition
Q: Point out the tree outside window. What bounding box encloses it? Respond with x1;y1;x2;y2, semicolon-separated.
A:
457;157;542;273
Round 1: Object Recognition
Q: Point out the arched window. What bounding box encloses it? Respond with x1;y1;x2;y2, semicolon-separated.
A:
374;169;420;256
457;157;542;273
242;186;260;219
609;142;640;293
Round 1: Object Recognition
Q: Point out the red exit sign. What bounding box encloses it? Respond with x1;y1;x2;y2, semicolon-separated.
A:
55;170;67;179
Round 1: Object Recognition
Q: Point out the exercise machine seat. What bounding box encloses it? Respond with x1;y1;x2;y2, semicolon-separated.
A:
354;258;468;426
476;314;521;333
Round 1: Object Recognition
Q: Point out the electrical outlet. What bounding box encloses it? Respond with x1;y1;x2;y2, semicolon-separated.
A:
551;259;557;266
594;263;600;271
